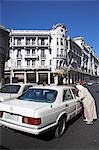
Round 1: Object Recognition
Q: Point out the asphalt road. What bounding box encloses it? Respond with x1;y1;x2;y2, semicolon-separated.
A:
0;84;99;150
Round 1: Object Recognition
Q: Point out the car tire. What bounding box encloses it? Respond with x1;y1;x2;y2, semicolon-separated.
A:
55;116;66;138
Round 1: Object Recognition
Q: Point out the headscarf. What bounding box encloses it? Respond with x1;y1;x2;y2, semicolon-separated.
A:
76;84;85;91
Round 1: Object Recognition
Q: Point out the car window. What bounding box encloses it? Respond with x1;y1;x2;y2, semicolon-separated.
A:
0;85;21;94
71;88;78;98
18;88;57;103
63;89;73;101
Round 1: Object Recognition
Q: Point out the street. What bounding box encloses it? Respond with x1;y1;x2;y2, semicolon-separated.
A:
0;84;99;150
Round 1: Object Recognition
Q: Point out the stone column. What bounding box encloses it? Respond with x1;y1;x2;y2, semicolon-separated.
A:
48;72;50;85
24;71;27;83
36;71;38;84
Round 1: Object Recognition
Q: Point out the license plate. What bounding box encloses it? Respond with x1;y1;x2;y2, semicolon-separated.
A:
4;113;19;121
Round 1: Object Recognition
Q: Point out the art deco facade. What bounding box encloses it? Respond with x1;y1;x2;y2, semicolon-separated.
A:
4;24;99;85
0;25;9;87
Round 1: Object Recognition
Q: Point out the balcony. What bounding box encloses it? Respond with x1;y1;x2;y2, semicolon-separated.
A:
37;42;50;47
26;41;36;47
56;55;66;59
14;65;50;70
24;54;38;59
14;65;37;70
37;65;50;70
11;41;25;47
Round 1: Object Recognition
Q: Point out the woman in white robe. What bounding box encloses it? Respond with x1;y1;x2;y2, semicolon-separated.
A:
76;84;97;124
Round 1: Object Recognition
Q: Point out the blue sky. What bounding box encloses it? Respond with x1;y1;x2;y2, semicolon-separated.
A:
0;0;99;56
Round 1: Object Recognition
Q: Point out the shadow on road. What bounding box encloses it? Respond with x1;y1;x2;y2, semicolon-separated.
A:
12;112;83;141
0;145;10;150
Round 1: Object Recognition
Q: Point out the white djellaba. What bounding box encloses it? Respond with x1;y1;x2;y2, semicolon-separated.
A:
76;84;97;124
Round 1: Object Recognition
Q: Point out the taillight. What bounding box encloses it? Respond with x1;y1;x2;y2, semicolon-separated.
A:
0;111;3;118
22;116;41;125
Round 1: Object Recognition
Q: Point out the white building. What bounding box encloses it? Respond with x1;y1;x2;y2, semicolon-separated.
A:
0;25;9;88
73;37;99;81
4;24;99;85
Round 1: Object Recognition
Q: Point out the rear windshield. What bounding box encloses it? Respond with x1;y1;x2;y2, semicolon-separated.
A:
19;88;57;103
0;85;21;94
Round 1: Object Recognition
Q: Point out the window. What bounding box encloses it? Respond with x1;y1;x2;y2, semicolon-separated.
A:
49;49;51;54
17;38;21;45
41;39;45;45
61;49;63;56
63;89;73;101
56;60;59;67
41;49;45;58
13;38;15;45
27;60;30;66
19;89;57;103
32;49;35;55
57;38;59;45
17;49;21;57
61;29;63;32
26;38;30;45
32;38;35;45
17;60;21;67
26;49;30;55
32;60;35;66
41;60;45;66
60;38;63;45
49;60;52;66
71;88;78;98
57;48;59;56
0;85;21;94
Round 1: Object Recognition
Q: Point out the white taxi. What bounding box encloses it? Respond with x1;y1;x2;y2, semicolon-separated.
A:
0;83;34;102
0;85;82;137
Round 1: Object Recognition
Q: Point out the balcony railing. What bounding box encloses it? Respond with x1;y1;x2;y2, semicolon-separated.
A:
24;54;38;59
38;65;50;69
9;65;50;70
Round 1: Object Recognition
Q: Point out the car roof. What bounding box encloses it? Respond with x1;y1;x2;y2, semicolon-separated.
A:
3;83;34;88
29;85;75;90
5;83;34;86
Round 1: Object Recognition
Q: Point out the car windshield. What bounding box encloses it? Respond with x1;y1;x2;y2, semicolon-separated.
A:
0;85;21;94
19;88;57;103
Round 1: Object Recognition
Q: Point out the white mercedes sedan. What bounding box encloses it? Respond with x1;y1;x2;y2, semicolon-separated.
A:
0;83;34;102
0;85;82;138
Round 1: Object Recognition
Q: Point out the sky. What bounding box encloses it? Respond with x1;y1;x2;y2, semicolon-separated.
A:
0;0;99;56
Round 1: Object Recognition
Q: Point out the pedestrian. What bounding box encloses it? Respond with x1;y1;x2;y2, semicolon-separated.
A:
76;84;97;125
43;81;47;86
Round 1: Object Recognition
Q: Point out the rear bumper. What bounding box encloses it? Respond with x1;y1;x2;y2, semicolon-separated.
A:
0;119;57;135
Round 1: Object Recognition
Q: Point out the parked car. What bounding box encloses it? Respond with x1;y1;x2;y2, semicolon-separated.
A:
0;83;34;102
0;85;82;138
85;81;95;86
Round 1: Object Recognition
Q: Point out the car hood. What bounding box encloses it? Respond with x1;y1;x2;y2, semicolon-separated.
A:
0;99;50;117
0;93;18;102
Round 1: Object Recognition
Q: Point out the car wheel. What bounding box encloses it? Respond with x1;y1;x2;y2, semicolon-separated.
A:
55;116;66;138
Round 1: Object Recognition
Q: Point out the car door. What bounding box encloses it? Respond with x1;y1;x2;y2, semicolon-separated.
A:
71;88;82;114
63;89;76;119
